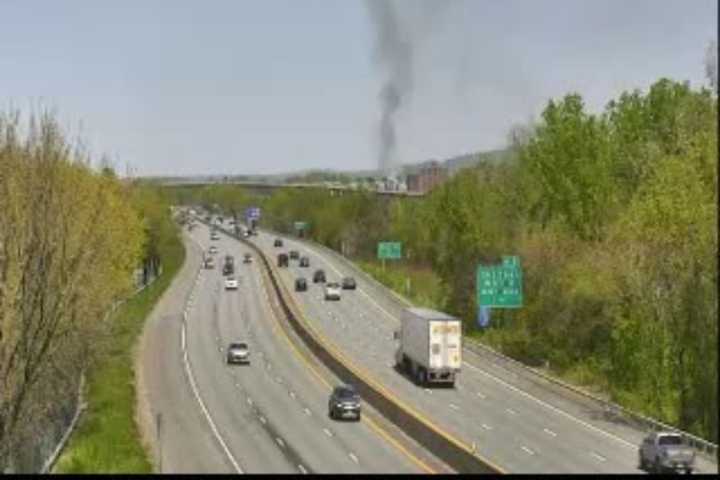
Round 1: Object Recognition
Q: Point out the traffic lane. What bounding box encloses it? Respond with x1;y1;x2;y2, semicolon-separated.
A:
274;263;637;474
259;229;720;472
213;271;368;474
138;235;234;473
234;254;426;474
204;225;422;473
185;252;298;473
252;235;641;473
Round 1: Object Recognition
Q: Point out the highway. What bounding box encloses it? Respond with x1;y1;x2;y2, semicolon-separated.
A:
137;222;439;473
241;226;718;474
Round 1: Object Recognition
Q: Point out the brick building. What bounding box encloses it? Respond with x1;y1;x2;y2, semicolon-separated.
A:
406;160;447;193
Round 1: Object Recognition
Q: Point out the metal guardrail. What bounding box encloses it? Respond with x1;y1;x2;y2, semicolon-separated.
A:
255;225;719;462
201;218;502;474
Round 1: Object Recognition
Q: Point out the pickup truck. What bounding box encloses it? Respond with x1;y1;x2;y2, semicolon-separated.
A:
639;432;696;473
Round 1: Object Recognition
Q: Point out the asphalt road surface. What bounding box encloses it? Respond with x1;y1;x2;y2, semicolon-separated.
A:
243;227;718;475
137;225;434;473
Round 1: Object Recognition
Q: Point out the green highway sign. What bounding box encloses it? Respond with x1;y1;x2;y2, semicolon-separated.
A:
377;241;402;260
477;256;523;308
294;221;309;231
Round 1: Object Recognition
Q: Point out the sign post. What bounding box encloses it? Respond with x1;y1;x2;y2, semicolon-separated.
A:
377;241;402;272
476;255;523;309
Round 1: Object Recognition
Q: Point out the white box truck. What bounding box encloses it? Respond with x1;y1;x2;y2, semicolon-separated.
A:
394;307;462;387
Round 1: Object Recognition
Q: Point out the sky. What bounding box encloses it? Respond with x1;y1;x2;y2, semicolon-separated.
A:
0;0;716;176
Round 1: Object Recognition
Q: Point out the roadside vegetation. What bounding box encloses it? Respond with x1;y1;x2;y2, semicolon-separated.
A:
0;109;183;472
172;76;717;443
53;186;184;473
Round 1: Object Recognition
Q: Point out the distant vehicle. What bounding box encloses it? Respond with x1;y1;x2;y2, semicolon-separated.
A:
295;277;308;292
222;263;234;276
204;257;215;269
208;246;218;255
224;276;239;290
211;232;220;241
224;255;235;266
278;253;289;267
324;282;341;301
341;277;356;290
289;250;300;260
243;253;252;264
226;342;249;364
274;238;283;247
299;256;310;267
394;308;461;387
328;385;361;421
313;269;326;283
639;432;695;474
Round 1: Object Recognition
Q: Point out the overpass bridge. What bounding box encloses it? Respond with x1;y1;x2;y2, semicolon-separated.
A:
155;178;427;199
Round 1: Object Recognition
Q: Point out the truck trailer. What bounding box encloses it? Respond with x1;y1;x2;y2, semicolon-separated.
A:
394;307;462;387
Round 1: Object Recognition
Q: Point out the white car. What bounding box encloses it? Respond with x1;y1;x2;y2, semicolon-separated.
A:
224;276;239;290
208;246;219;255
324;282;341;301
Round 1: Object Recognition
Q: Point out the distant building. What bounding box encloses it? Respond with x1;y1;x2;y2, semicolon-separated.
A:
406;160;447;193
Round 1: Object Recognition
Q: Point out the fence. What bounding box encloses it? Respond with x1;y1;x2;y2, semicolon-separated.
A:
2;262;162;474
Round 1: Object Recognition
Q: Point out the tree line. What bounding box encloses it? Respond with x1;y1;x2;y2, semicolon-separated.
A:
0;110;179;470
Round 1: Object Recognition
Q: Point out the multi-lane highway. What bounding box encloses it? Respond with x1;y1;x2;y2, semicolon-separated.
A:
137;217;717;474
136;222;441;473
240;226;718;474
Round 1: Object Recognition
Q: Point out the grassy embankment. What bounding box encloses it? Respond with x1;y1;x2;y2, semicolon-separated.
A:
53;235;185;473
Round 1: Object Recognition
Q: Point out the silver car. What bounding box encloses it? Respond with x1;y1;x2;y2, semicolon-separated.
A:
639;432;695;473
226;342;250;365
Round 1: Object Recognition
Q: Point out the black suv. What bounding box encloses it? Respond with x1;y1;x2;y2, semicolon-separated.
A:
295;277;307;292
299;256;310;267
328;385;361;421
274;238;283;247
342;277;356;290
289;250;300;260
313;269;326;283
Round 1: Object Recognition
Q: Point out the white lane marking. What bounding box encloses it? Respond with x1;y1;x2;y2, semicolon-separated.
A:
298;464;308;474
304;408;312;416
247;397;253;406
506;408;517;415
521;446;535;455
181;325;186;350
323;428;333;437
544;428;557;437
424;388;432;395
276;437;285;448
289;391;296;399
259;415;267;425
476;392;486;399
462;361;636;449
348;453;359;464
449;403;460;411
482;424;492;430
591;452;606;462
181;327;243;473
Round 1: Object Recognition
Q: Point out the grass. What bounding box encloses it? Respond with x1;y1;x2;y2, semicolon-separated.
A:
355;259;446;310
53;237;185;473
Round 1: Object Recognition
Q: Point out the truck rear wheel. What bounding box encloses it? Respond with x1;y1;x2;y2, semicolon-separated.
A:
418;368;427;387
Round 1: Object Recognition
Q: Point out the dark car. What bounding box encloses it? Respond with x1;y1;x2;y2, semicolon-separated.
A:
278;253;289;267
313;269;326;283
243;253;252;264
289;250;300;260
299;256;310;267
295;277;308;292
342;277;356;290
328;385;361;421
222;263;234;276
274;238;283;247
